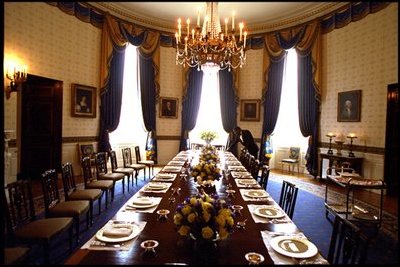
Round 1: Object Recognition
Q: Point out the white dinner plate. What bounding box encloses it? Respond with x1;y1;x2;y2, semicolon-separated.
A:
270;236;318;259
144;183;168;191
96;223;141;243
154;174;176;180
162;166;182;172
238;179;258;186
131;197;153;206
127;201;159;209
244;190;268;198
167;161;185;166
253;206;285;218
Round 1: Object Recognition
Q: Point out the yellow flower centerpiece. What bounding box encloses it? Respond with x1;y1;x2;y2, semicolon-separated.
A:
200;131;218;145
173;193;234;243
199;145;219;163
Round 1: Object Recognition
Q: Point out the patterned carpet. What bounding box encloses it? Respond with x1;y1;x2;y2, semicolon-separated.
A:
269;173;398;242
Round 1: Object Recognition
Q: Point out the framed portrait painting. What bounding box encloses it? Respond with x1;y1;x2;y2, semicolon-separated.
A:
159;97;178;118
240;99;260;121
71;83;97;118
337;90;361;122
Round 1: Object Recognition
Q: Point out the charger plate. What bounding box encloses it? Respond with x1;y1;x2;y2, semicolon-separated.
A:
270;236;318;259
96;224;140;243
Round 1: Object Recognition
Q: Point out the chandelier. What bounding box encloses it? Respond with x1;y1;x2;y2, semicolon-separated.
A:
175;2;247;71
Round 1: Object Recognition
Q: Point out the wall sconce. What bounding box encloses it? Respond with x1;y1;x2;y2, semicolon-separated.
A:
5;66;27;99
346;133;357;157
326;132;336;155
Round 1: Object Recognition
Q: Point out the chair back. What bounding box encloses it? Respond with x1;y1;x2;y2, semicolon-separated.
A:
109;150;120;171
239;147;247;163
278;180;298;219
81;156;95;186
61;162;77;200
122;147;133;167
258;165;270;190
250;159;261;180
3;180;36;235
41;169;62;215
134;146;142;163
288;147;300;160
328;215;369;264
95;152;109;176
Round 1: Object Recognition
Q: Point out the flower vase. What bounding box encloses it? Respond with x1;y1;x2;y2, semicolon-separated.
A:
198;184;217;195
190;233;219;252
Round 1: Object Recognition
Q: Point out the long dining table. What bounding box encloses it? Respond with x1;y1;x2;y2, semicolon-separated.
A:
65;150;327;265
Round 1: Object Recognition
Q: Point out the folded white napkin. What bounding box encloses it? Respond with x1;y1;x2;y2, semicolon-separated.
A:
102;226;132;237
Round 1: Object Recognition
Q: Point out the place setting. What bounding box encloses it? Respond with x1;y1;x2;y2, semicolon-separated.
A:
161;165;183;173
152;173;177;182
123;196;162;213
240;189;271;202
82;220;147;251
141;182;171;193
167;160;186;166
231;171;253;179
235;178;261;188
228;165;248;172
248;204;291;224
260;230;328;265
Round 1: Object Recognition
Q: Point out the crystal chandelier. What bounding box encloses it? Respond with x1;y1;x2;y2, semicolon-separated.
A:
175;2;247;71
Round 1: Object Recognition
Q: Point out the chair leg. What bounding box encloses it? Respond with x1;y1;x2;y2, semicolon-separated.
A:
122;179;125;194
89;202;94;227
143;168;146;181
43;241;50;264
105;189;109;209
75;217;80;245
98;194;102;215
111;183;115;201
69;224;73;252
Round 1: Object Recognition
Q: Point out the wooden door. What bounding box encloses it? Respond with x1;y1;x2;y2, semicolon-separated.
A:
20;74;63;179
384;83;399;196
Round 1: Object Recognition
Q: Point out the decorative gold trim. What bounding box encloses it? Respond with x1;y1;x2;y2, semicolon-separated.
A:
156;135;181;140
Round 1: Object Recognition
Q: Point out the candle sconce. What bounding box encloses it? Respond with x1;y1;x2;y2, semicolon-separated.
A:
326;133;336;155
347;134;357;157
5;65;27;99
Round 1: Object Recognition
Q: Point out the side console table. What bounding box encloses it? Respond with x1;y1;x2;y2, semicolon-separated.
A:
318;153;363;179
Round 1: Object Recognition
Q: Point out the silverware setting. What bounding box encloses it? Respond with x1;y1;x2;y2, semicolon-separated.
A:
90;241;125;248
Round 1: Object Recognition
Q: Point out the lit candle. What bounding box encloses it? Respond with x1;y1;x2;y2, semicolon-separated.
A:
347;133;357;138
197;8;200;26
175;32;179;44
244;31;247;48
184;36;188;54
239;22;244;42
221;33;224;41
186;18;190;37
192;29;195;40
178;18;181;38
326;132;336;137
224;18;228;36
232;11;235;31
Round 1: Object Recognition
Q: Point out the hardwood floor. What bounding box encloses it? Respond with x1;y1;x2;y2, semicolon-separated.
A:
28;167;397;217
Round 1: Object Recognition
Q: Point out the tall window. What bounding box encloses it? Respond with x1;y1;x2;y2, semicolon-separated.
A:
109;44;147;152
273;48;308;152
190;64;228;146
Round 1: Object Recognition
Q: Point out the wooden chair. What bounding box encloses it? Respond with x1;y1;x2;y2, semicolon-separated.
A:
328;214;370;264
278;180;299;219
81;156;114;210
134;146;155;179
78;143;96;173
95;152;126;200
258;165;271;190
121;147;146;183
4;179;74;264
109;150;135;191
41;169;90;245
250;158;261;180
61;162;102;226
280;147;300;174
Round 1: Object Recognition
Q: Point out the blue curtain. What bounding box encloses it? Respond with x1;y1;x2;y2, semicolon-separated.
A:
259;53;286;163
219;69;238;132
179;69;204;151
298;52;320;176
98;47;126;152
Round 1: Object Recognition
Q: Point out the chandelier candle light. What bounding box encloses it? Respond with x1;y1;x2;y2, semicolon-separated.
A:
347;133;357;157
175;2;247;71
326;132;336;155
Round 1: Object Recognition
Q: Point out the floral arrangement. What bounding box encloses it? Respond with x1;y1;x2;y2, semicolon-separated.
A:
191;161;221;186
173;193;234;241
199;146;219;163
200;131;218;144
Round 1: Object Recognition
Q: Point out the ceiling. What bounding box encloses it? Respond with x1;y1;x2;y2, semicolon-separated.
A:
89;2;349;34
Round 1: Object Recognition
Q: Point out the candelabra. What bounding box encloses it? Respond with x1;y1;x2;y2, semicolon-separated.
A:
326;133;336;155
347;134;357;157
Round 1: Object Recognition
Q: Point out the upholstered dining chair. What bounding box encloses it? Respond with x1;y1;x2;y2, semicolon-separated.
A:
41;169;90;245
134;146;155;179
94;152;126;200
109;150;135;190
280;147;301;174
328;214;370;264
4;246;31;265
4;179;74;264
121;147;146;184
81;156;114;210
61;162;102;226
250;158;261;180
278;180;299;219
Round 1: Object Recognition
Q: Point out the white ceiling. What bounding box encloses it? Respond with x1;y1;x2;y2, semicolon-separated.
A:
89;2;348;34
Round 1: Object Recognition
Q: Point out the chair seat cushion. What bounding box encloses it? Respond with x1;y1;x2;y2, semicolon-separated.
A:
282;159;298;163
114;167;134;174
48;200;89;217
139;160;155;165
4;247;30;265
68;189;102;201
98;172;125;181
15;217;73;241
86;180;113;189
126;163;146;170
